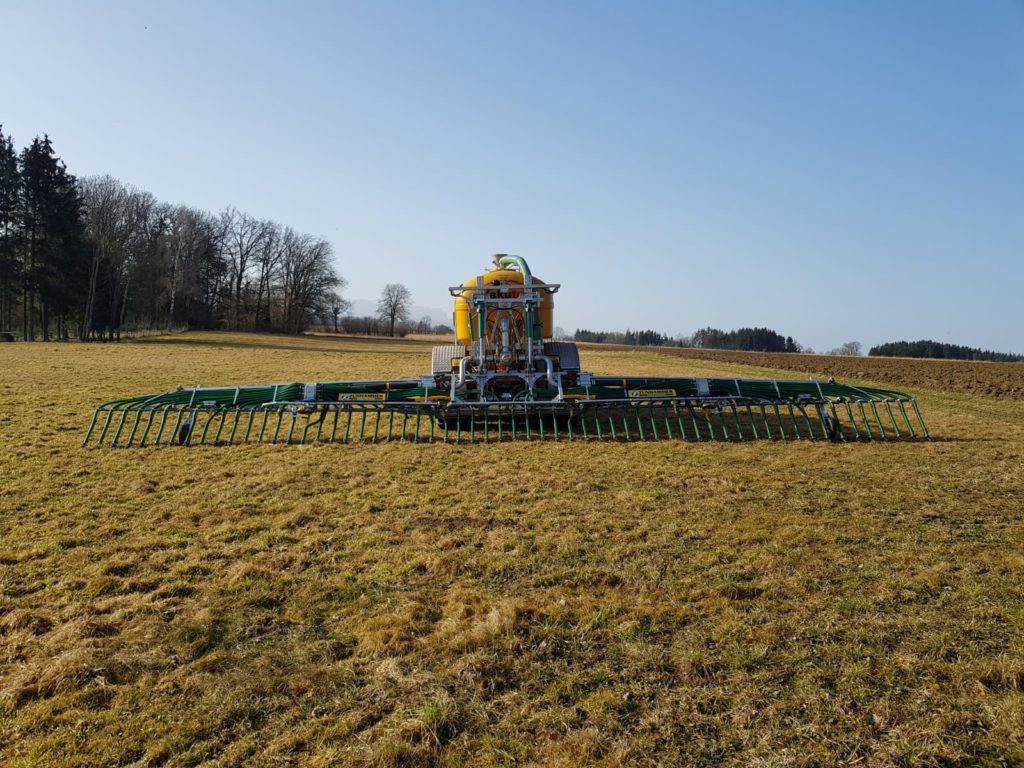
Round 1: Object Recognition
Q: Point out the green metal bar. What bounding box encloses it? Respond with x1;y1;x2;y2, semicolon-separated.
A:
716;406;728;441
897;401;916;438
843;402;861;439
257;409;270;442
330;407;340;442
687;402;702;440
883;401;902;438
312;408;324;443
829;403;844;442
387;409;396;441
197;411;215;444
471;411;477;443
228;410;242;444
110;409;131;447
214;410;228;444
814;405;830;440
171;407;189;445
729;404;744;441
358;409;368;442
911;400;930;439
857;402;874;439
869;402;887;437
400;411;409;442
138;409;158;446
197;411;216;444
373;408;383;443
82;408;104;447
124;409;145;447
300;411;316;444
272;410;285;443
183;410;198;446
242;409;255;443
770;404;785;440
786;404;800;439
800;404;815;439
745;404;759;440
153;407;172;445
344;407;354;443
759;405;772;440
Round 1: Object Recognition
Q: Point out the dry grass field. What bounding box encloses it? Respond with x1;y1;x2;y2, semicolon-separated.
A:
1;331;1022;767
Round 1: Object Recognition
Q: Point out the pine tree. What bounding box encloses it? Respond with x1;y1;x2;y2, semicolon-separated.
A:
18;135;89;340
0;126;20;333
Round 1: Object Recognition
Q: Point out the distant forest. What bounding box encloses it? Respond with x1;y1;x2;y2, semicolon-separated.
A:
575;326;802;353
869;340;1023;363
0;127;346;341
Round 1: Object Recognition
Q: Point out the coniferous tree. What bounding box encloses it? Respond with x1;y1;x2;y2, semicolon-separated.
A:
17;135;89;339
0;126;20;332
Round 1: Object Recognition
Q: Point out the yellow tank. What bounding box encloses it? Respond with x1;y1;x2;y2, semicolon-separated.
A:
454;267;553;345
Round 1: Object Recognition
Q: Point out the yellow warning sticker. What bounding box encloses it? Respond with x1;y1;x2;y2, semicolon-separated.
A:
338;393;387;401
627;389;676;399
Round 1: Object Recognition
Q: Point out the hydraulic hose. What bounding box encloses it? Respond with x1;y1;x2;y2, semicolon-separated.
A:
497;254;531;279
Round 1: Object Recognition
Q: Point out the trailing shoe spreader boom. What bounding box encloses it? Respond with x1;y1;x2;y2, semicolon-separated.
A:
84;255;929;447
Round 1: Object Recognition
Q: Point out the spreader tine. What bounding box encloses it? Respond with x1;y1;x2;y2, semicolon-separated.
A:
85;376;927;447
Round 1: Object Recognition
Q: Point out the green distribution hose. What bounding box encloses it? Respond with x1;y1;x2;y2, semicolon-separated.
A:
83;375;929;447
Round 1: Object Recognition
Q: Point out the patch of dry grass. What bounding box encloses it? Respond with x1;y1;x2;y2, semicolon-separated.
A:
1;332;1022;766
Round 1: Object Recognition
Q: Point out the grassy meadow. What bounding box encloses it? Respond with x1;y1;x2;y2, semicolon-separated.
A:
1;331;1022;767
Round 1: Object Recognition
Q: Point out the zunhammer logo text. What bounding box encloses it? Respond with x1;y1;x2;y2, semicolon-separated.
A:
627;389;676;399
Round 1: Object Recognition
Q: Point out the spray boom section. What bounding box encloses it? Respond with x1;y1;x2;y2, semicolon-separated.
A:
84;255;929;446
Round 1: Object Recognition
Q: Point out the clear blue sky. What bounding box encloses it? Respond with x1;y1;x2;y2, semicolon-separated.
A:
3;0;1022;352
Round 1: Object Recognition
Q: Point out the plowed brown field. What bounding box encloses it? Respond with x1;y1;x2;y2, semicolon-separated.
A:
580;343;1024;399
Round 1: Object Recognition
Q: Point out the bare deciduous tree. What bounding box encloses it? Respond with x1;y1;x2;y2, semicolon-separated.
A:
329;293;352;333
829;341;863;356
220;207;270;330
278;229;342;334
80;175;127;340
376;283;412;337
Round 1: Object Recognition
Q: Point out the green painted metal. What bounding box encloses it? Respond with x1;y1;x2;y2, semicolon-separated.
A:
84;375;930;447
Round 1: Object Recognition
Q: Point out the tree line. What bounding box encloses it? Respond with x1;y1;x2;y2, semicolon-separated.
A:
0;127;346;340
869;340;1023;363
574;328;673;346
574;326;802;352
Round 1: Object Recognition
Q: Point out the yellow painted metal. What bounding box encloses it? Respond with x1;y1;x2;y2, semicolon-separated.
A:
453;268;554;345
